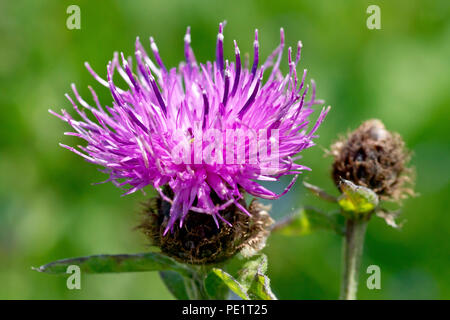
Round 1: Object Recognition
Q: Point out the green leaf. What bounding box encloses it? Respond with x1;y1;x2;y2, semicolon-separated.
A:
272;207;344;236
338;179;379;214
159;271;190;300
239;255;276;300
204;269;231;300
207;255;277;300
238;254;267;289
208;268;249;300
33;252;193;278
248;273;277;300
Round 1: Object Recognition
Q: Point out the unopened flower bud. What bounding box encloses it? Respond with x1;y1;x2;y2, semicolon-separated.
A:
331;119;414;201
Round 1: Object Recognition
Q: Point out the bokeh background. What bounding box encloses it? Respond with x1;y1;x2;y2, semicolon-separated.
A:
1;0;449;299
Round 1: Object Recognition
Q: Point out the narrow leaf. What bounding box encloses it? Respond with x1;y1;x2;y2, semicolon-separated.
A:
204;270;231;300
248;273;277;300
33;252;193;278
209;268;249;300
238;254;267;289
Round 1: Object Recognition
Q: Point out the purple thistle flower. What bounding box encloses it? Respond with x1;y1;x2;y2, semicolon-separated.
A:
50;23;330;234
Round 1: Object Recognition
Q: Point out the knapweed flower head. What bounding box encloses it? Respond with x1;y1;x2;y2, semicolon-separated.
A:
331;119;414;201
51;23;329;234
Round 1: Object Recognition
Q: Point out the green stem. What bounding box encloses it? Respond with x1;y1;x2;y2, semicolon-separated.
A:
185;276;210;300
185;266;213;300
339;218;368;300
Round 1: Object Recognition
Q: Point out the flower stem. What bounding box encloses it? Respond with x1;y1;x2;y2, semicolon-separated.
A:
185;266;212;300
185;276;210;300
339;217;368;300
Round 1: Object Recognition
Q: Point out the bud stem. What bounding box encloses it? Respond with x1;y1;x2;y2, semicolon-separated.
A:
339;217;368;300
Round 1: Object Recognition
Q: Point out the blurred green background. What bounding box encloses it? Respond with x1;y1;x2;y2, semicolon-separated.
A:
0;0;449;299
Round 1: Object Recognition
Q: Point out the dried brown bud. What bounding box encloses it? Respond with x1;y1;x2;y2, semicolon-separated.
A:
331;119;414;201
138;188;273;265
